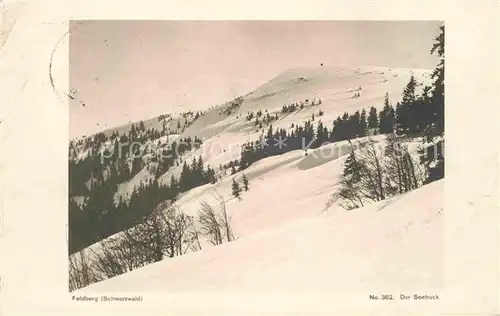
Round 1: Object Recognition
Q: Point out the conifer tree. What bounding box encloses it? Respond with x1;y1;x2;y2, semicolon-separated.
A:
330;116;344;142
232;178;241;199
338;141;364;209
170;174;177;189
402;74;417;105
242;174;249;191
430;25;444;136
379;93;395;134
350;110;362;138
396;75;418;134
179;161;189;191
421;25;445;183
266;124;273;139
368;106;378;130
359;108;368;136
196;156;205;182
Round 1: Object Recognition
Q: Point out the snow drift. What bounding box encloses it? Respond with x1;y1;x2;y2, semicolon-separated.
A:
83;179;443;292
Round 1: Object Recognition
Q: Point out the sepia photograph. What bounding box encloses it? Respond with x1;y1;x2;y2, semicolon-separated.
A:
67;20;446;293
2;0;500;314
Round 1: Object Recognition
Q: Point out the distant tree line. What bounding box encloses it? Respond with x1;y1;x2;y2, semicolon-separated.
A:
236;98;396;172
69;112;211;255
219;96;244;116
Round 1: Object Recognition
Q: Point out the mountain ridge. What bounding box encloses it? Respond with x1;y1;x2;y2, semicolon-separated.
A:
70;65;430;142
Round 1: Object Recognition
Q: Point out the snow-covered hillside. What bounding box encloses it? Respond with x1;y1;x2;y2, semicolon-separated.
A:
70;64;442;291
83;178;443;292
69;65;430;204
108;65;430;198
180;65;430;151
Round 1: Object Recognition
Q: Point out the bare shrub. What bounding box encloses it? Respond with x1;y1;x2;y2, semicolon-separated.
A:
70;201;199;290
68;249;100;292
338;136;427;210
198;201;223;246
383;134;424;195
354;138;386;202
198;192;235;245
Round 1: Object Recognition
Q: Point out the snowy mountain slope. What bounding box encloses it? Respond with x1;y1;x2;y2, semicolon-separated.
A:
82;179;444;292
72;133;426;280
76;65;429;143
72;65;432;227
69;65;430;178
69;64;440;291
212;67;424;130
73;137;351;255
191;67;425;150
106;65;431;196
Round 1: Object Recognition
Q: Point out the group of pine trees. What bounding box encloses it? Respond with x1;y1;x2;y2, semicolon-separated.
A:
178;156;217;191
281;97;322;113
219;96;244;116
236;99;398;173
338;25;445;209
231;174;249;199
238;120;317;170
236;25;444;184
242;97;322;132
69;153;219;254
244;109;279;130
69;175;180;254
69;113;211;255
328;93;396;142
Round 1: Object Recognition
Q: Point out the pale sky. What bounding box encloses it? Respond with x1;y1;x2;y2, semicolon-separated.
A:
69;20;441;138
